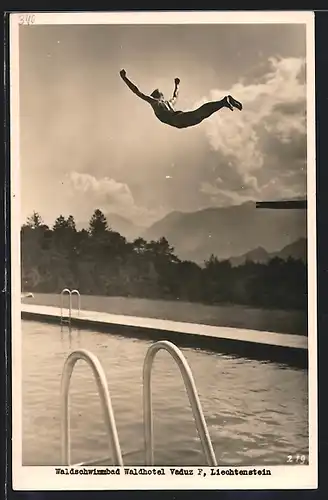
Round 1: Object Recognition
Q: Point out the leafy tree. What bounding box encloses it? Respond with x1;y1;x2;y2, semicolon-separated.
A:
88;209;108;236
26;211;44;229
53;215;67;231
67;215;76;231
20;208;307;311
133;237;148;254
146;237;180;263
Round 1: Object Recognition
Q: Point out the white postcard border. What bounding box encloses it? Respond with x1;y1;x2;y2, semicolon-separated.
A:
10;10;317;491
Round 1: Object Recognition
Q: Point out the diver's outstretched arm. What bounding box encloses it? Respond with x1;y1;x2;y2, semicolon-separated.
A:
169;77;180;105
120;69;155;104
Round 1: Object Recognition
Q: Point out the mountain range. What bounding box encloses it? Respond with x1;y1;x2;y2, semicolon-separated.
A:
77;201;307;264
142;201;307;263
229;237;307;267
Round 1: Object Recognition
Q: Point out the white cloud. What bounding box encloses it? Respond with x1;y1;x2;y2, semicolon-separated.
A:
69;172;135;209
198;56;307;203
66;171;166;226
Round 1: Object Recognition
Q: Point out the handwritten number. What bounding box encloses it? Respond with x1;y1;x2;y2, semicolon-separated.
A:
19;14;36;25
287;454;307;464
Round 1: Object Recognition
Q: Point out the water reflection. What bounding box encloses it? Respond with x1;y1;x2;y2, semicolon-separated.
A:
22;321;308;466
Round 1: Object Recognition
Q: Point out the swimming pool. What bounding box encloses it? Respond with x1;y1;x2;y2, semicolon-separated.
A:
22;320;308;466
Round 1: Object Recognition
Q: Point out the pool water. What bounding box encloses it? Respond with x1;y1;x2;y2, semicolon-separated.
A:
22;320;308;466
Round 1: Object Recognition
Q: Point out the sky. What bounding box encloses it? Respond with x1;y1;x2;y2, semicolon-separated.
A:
19;22;307;227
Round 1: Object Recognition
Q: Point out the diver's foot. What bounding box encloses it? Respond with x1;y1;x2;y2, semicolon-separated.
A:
223;96;234;111
228;95;243;111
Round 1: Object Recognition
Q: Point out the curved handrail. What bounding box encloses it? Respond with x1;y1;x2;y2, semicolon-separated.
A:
60;349;123;466
143;340;217;466
71;289;81;316
60;288;72;322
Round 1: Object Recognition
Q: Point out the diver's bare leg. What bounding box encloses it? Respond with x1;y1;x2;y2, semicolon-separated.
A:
174;96;233;128
195;97;233;119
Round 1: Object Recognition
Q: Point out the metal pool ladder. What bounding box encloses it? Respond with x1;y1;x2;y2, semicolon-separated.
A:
60;288;81;326
60;340;217;467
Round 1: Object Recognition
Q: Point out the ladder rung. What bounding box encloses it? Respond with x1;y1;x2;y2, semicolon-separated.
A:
60;288;81;324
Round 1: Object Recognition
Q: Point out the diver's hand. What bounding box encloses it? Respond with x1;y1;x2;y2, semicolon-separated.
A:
174;78;180;85
120;69;126;79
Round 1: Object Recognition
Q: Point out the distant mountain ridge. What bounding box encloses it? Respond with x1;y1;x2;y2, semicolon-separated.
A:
75;202;307;264
142;201;306;263
229;238;307;266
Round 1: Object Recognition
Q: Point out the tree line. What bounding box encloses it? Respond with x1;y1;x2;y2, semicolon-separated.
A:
21;209;307;311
